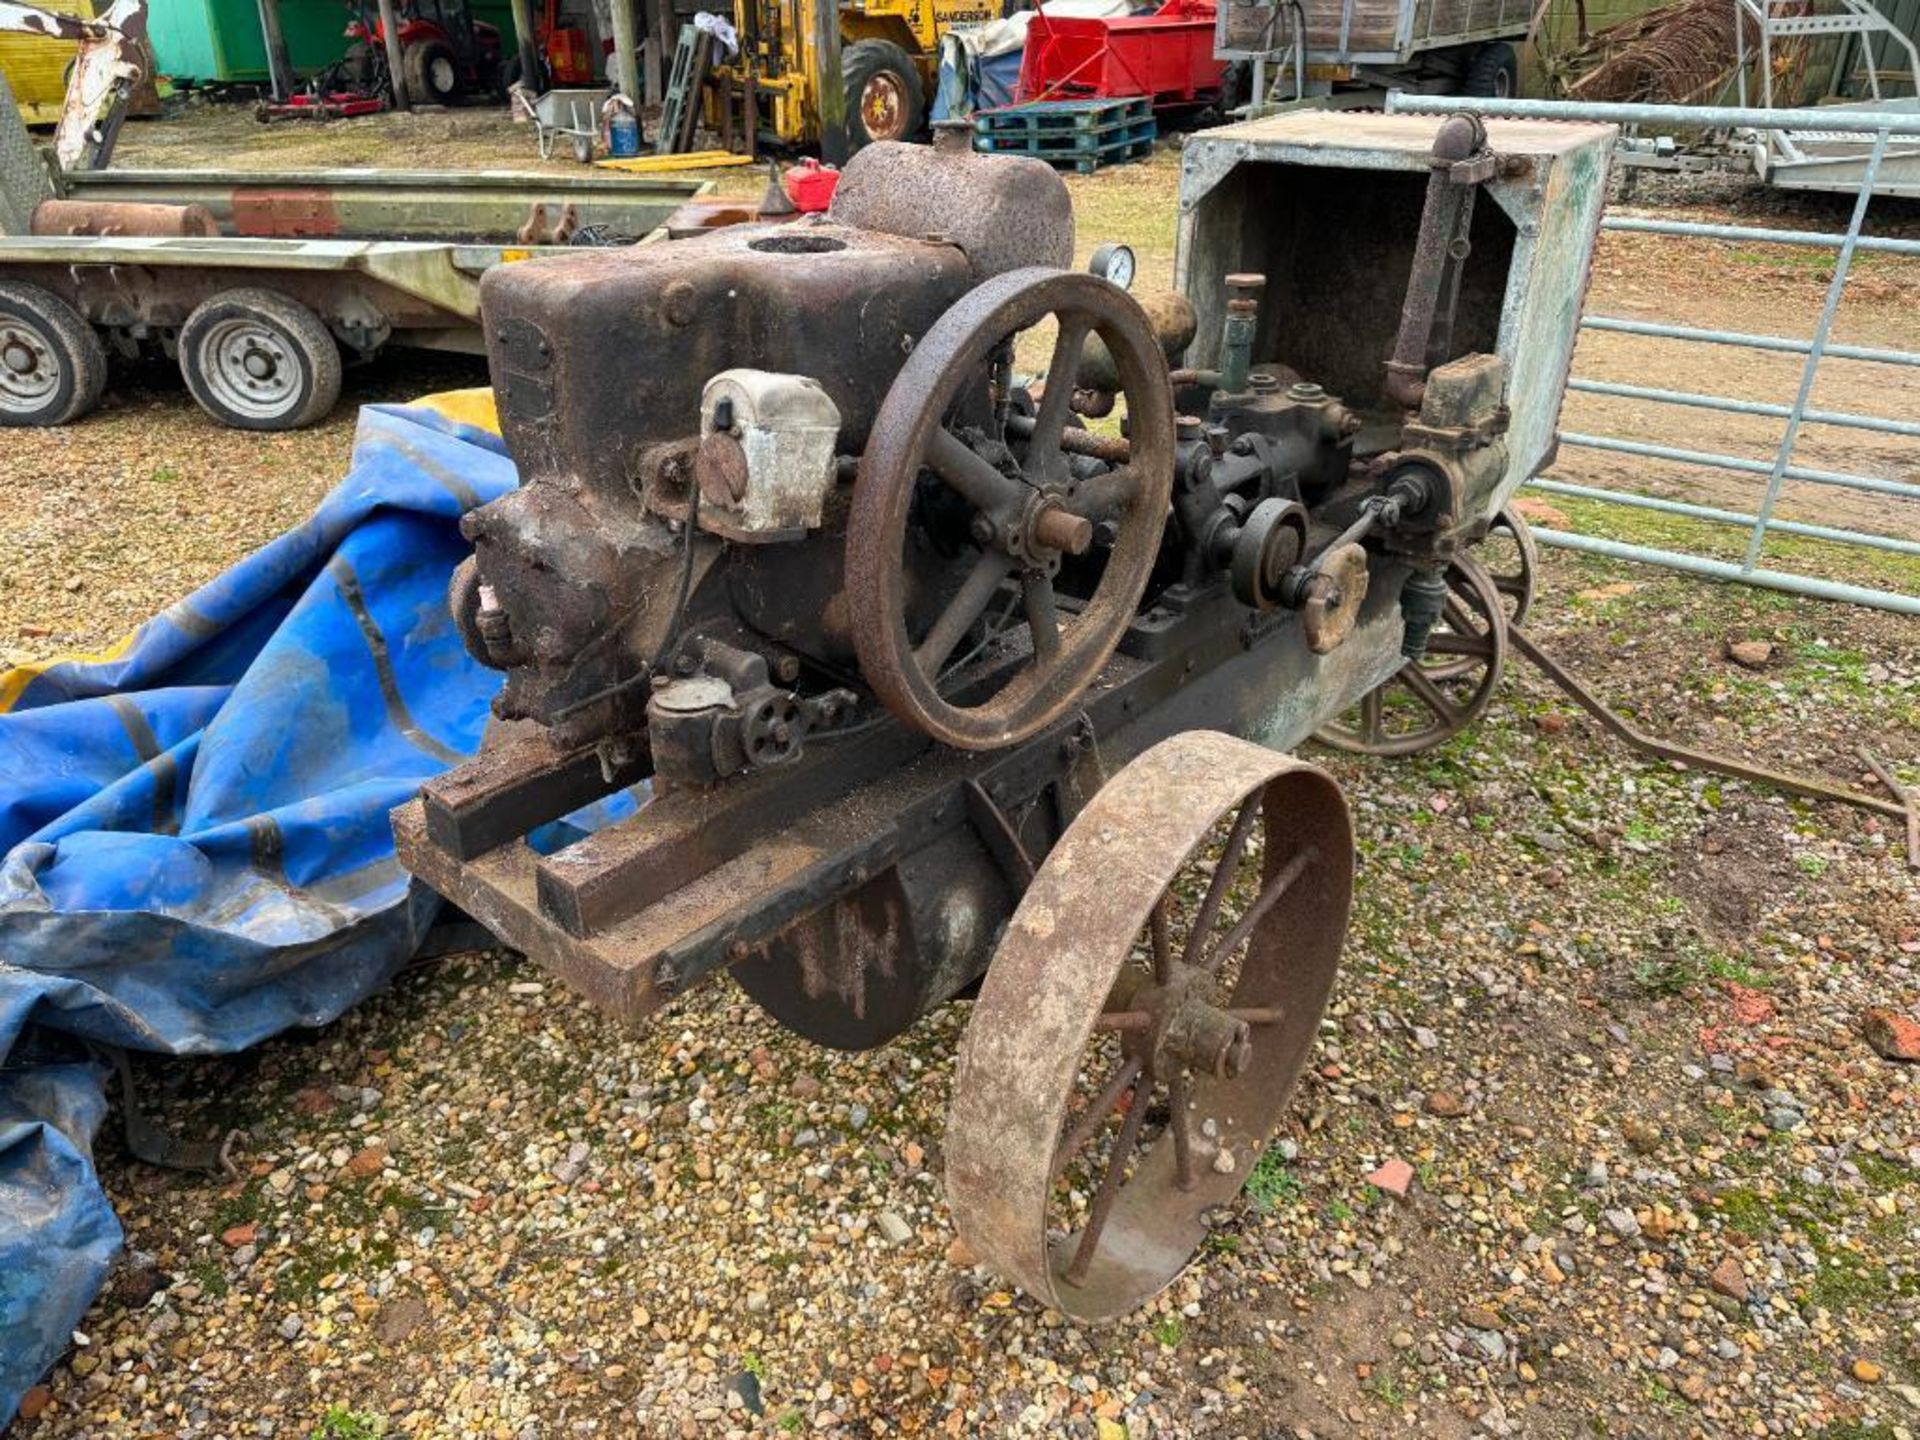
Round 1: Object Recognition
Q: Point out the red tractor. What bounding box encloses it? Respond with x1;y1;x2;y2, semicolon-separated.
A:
342;0;505;104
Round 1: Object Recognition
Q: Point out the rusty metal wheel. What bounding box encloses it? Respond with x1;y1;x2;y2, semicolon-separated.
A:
1479;505;1538;630
859;71;909;142
849;267;1176;751
1313;554;1507;757
946;730;1352;1321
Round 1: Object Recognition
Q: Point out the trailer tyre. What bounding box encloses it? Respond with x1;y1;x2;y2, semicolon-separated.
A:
179;289;342;431
843;40;924;149
1461;41;1519;98
0;282;107;427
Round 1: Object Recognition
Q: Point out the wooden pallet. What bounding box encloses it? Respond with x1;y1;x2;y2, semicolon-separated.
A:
972;99;1158;172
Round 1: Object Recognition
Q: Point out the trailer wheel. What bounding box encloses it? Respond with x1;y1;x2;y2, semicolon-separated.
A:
0;281;107;427
1461;41;1519;98
405;39;463;103
843;39;924;149
178;289;342;431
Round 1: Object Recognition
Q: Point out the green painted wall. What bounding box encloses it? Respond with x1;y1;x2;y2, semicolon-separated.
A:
148;0;520;83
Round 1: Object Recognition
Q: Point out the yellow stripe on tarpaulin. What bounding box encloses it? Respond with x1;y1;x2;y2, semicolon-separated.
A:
594;151;755;173
0;627;139;715
415;389;502;436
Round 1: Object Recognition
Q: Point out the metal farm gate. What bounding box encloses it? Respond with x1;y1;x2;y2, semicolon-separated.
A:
1387;93;1920;617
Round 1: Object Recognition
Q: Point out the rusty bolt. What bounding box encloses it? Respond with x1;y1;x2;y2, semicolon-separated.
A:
970;513;997;546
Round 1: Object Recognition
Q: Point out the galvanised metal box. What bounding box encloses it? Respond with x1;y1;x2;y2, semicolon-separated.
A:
1176;110;1616;525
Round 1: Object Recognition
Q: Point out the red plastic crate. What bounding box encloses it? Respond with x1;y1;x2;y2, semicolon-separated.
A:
1016;0;1228;108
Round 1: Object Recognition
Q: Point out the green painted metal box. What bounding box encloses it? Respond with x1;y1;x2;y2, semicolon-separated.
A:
147;0;519;83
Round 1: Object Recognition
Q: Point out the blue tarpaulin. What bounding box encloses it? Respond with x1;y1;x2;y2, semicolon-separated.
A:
0;394;519;1423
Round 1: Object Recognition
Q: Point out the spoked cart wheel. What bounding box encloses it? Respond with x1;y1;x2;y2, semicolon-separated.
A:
1313;552;1508;757
849;266;1176;751
946;730;1353;1321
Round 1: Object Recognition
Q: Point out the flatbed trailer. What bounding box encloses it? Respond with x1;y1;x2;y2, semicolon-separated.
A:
1216;0;1530;109
0;137;708;429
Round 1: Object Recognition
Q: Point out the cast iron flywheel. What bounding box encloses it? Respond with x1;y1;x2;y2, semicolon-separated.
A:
847;267;1175;751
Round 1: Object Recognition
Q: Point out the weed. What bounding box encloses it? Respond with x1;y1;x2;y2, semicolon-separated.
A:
778;1408;806;1433
1245;1148;1303;1212
310;1407;384;1440
742;1352;768;1381
1795;853;1830;878
1150;1314;1184;1347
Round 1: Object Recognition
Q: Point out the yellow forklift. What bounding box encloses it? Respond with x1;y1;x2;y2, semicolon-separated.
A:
706;0;997;157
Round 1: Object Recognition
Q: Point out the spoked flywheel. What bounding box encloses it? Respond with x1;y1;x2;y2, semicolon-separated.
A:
946;730;1353;1321
848;267;1176;751
1313;552;1507;757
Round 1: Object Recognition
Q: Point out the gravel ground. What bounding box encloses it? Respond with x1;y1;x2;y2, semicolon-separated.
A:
4;107;1920;1440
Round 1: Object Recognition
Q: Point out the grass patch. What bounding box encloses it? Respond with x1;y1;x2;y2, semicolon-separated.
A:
1150;1314;1185;1348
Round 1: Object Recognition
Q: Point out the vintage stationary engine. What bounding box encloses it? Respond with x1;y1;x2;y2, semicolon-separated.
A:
400;111;1613;1324
454;117;1515;782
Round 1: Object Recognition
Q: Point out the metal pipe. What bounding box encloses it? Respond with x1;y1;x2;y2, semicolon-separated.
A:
1528;478;1920;557
1556;431;1920;502
1385;92;1920;136
1526;529;1920;615
1743;129;1888;570
1602;215;1920;257
1579;315;1920;369
1566;377;1920;439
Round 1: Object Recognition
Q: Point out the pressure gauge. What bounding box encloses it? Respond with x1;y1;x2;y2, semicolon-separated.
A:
1088;243;1136;290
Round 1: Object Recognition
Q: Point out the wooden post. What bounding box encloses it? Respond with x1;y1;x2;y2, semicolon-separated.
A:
376;0;412;108
813;0;845;163
641;0;664;103
654;0;676;107
609;0;642;99
254;0;295;101
507;0;544;91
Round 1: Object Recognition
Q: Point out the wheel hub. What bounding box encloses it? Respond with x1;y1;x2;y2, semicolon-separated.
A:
3;337;37;375
1112;966;1254;1081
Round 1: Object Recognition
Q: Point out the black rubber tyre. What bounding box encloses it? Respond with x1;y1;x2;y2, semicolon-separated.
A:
404;39;462;103
843;39;924;150
0;281;107;427
178;289;342;431
1461;41;1519;98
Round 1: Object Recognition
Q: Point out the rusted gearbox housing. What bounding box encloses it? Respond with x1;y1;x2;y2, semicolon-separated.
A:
393;115;1614;1054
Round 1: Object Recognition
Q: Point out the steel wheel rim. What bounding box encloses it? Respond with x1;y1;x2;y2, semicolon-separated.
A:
947;731;1353;1320
849;267;1176;750
430;55;456;92
0;322;59;413
200;317;302;420
1313;553;1507;757
860;72;908;141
